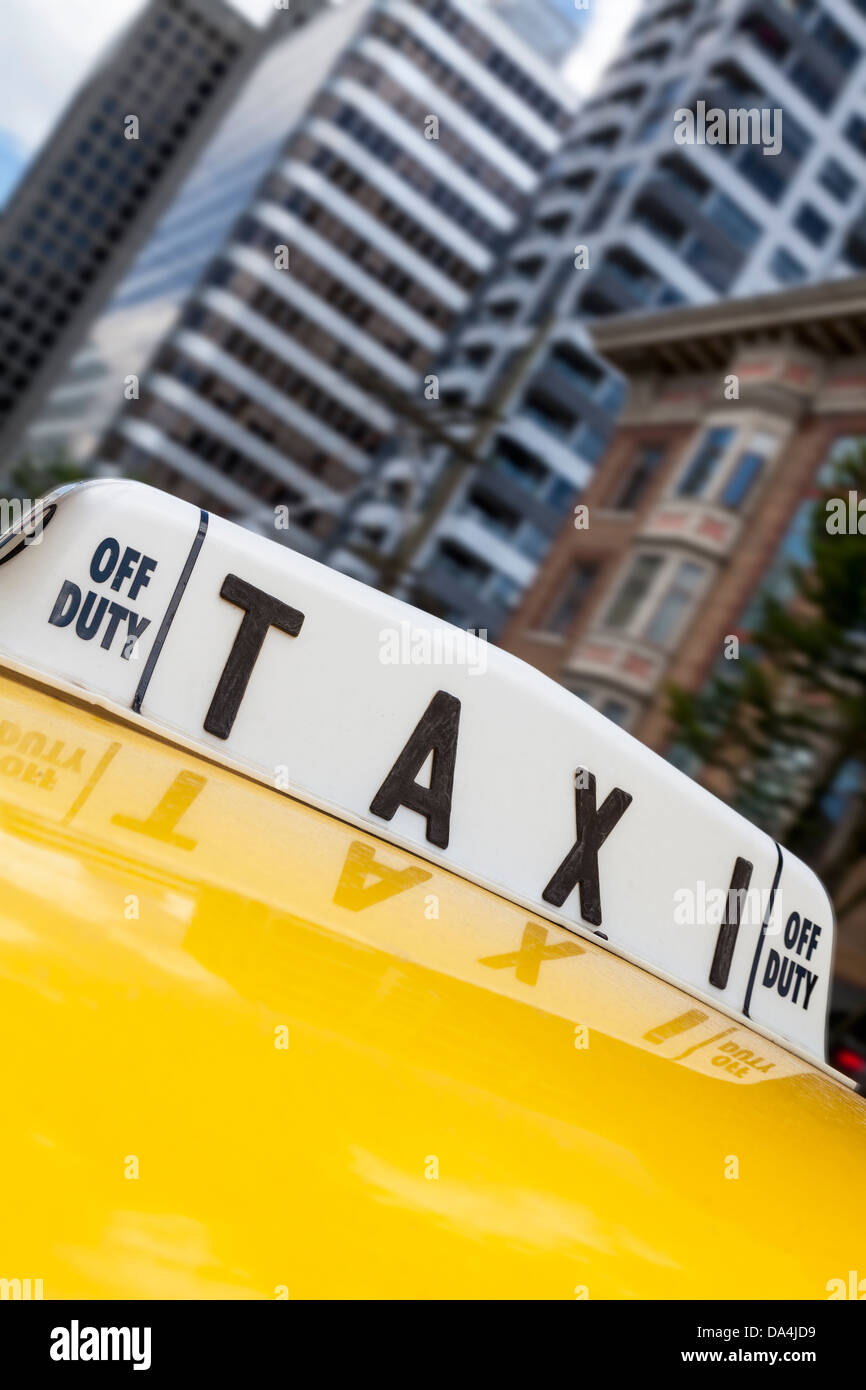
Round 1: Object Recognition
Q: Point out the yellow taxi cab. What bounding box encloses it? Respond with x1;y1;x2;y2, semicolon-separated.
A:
0;479;863;1301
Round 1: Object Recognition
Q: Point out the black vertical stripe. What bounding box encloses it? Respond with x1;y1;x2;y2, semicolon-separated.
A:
709;855;754;989
743;842;784;1019
132;509;208;714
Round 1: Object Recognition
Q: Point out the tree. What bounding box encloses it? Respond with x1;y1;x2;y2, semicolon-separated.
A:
667;445;866;914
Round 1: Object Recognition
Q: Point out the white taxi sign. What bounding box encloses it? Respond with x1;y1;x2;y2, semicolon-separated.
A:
0;481;836;1067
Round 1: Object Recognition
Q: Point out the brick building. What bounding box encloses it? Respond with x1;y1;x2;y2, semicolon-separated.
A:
503;274;866;745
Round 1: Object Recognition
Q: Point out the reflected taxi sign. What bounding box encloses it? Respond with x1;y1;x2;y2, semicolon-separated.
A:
0;480;837;1068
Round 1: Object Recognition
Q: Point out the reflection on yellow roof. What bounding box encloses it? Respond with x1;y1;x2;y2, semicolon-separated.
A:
0;668;865;1299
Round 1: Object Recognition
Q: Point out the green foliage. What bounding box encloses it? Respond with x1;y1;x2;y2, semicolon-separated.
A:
8;452;88;502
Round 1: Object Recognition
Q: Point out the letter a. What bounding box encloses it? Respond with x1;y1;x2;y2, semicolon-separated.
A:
333;840;431;911
369;691;460;849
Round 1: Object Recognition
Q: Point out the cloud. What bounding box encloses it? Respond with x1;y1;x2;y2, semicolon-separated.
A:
0;129;26;206
565;0;642;95
0;0;275;161
0;0;144;156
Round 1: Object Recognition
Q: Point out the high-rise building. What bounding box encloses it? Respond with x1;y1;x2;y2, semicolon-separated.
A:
492;0;590;66
20;1;345;473
378;0;866;637
0;0;310;469
83;0;575;553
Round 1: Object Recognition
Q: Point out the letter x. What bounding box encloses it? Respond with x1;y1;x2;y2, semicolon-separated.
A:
479;922;584;987
542;770;632;927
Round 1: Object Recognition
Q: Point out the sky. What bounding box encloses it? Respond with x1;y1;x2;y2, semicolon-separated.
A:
0;0;641;205
0;0;271;203
563;0;642;95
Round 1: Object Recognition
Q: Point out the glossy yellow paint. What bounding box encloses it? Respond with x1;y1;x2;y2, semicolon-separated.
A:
0;667;864;1300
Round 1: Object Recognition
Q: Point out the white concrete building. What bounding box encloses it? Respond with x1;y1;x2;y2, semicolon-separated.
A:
392;0;866;635
492;0;591;67
61;0;575;555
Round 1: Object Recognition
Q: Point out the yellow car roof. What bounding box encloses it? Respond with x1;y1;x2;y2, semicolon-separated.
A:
0;480;863;1299
1;666;864;1299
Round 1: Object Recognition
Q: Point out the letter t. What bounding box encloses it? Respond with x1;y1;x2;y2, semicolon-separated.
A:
204;574;305;739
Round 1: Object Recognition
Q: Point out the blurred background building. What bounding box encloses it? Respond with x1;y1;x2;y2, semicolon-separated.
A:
503;274;863;750
13;0;576;555
491;0;591;67
0;0;331;468
17;0;378;487
341;0;866;638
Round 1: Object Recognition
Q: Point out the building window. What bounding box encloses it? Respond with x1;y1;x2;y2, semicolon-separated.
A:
739;12;790;63
548;343;603;393
599;374;627;412
676;427;735;498
599;697;632;728
794;202;831;246
818;758;863;826
516;522;550;563
577;422;609;464
812;14;860;71
788;57;834;112
684;236;735;293
603;246;659;303
461;491;518;540
605;552;664;630
659;151;711;204
546;475;577;513
610;443;665;511
436;539;489;585
487;570;522;609
844;113;866;158
489;438;548;495
644;560;705;646
818;158;856;203
523;389;577;438
770;246;806;284
708;191;761;250
545;561;599;634
720;450;765;509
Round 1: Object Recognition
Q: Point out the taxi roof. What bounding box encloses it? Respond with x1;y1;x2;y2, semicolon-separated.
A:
0;481;842;1070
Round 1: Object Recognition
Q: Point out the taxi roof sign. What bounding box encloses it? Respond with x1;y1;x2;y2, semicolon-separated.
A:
0;480;837;1069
